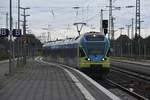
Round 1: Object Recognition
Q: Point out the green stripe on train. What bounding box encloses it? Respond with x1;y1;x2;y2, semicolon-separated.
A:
79;57;110;68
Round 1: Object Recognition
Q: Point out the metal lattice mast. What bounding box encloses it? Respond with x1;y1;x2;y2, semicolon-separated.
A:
135;0;141;56
20;7;30;64
135;0;140;38
109;0;112;39
111;17;114;40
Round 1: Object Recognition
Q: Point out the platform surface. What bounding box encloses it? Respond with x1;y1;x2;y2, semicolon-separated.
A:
0;59;120;100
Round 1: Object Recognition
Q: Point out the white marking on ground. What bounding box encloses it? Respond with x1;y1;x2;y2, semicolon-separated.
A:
60;64;121;100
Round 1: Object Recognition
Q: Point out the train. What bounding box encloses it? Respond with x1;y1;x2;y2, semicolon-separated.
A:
43;31;110;76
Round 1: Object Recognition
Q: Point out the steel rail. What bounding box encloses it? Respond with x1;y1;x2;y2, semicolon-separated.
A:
111;59;150;68
105;79;149;100
111;66;150;82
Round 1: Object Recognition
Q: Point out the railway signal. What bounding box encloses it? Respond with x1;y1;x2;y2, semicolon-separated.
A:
12;29;22;37
102;20;108;35
102;20;108;29
0;28;9;37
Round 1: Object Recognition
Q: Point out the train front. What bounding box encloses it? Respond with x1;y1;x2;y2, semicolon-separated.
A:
79;32;110;75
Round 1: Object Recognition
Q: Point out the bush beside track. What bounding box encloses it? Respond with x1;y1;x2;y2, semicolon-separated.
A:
0;50;9;61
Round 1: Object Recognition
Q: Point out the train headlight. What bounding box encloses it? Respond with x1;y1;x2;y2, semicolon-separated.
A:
85;58;91;61
88;58;91;61
93;34;96;37
102;58;105;61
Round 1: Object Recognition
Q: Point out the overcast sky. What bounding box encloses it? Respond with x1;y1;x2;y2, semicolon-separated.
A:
0;0;150;41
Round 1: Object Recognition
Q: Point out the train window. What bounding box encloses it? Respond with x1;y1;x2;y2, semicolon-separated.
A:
79;48;86;57
85;35;104;41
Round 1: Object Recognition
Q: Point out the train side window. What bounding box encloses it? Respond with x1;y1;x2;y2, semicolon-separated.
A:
79;48;85;57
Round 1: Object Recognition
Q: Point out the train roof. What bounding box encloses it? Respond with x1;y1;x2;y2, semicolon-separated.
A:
43;31;106;48
43;37;80;48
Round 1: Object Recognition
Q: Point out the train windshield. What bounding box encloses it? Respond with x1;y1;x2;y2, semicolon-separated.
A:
86;42;105;55
85;35;104;41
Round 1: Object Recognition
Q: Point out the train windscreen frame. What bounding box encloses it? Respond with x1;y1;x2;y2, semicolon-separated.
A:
86;42;105;55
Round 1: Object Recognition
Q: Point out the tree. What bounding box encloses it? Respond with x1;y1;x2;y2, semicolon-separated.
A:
0;38;9;60
14;34;42;57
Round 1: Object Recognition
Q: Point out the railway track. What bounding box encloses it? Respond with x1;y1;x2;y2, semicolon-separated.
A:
105;79;148;100
111;66;150;82
91;75;149;100
110;60;150;78
105;65;150;100
85;63;150;100
90;74;149;100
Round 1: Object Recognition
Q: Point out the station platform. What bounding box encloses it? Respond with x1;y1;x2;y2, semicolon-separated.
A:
0;58;120;100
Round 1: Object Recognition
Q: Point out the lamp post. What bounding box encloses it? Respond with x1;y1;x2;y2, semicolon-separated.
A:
16;0;20;67
9;0;13;74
